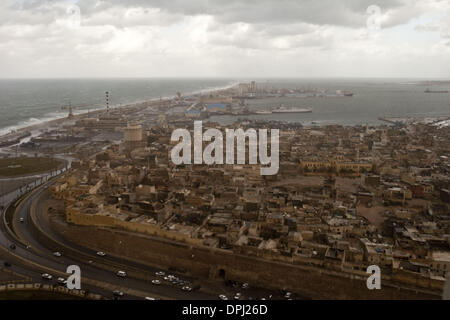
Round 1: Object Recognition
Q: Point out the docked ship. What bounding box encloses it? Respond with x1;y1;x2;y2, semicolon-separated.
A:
272;106;312;113
336;90;354;97
425;88;449;93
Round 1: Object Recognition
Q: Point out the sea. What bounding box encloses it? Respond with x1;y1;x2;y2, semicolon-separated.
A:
0;78;449;136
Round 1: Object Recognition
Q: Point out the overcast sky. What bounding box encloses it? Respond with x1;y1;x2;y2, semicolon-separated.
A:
1;0;449;78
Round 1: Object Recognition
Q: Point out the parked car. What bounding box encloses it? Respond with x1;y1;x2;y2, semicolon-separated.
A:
53;252;62;257
116;271;127;277
181;286;192;292
57;277;67;285
9;244;15;250
151;279;161;285
145;297;156;300
19;218;24;223
96;251;106;257
42;273;52;280
155;271;165;276
218;294;228;300
3;261;11;267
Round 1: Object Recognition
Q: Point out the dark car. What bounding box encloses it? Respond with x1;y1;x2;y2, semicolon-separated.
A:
9;244;16;250
3;261;11;267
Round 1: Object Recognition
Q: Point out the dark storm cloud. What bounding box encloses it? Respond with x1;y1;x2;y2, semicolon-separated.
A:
2;0;430;31
74;0;405;27
1;0;449;78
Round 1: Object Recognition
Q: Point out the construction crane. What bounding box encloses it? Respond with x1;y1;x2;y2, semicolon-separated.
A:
61;102;74;118
61;102;100;119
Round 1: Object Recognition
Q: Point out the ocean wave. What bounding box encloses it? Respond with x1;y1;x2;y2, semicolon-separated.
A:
0;112;66;136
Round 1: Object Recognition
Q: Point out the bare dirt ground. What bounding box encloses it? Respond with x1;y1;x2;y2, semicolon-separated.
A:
335;177;361;194
268;176;324;187
357;201;387;230
269;176;361;192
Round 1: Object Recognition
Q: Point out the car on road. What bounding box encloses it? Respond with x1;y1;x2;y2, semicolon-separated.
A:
284;292;292;299
181;286;192;292
3;261;11;267
155;271;165;276
242;283;249;289
96;251;106;257
113;290;124;297
164;275;177;281
57;277;67;285
41;273;52;280
145;297;156;300
19;218;24;223
53;251;62;257
218;294;228;300
234;292;242;300
151;279;161;285
116;271;127;278
9;244;15;250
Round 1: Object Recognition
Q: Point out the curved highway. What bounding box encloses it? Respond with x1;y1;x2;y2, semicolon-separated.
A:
2;178;281;300
0;180;218;300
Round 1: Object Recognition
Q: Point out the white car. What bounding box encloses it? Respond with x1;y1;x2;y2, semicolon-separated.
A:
96;251;106;257
155;271;165;276
151;279;161;285
116;271;127;277
218;294;228;300
57;277;67;285
19;218;24;223
113;290;124;297
145;297;156;300
53;252;62;257
242;283;249;289
284;292;292;299
234;292;242;300
181;286;192;292
42;273;52;280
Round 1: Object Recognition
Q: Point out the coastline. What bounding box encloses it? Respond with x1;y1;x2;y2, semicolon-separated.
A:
1;79;449;146
0;81;239;144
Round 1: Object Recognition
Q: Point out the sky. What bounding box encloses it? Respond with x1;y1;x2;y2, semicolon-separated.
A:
0;0;449;78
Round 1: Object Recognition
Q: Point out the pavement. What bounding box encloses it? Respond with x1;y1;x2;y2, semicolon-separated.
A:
0;179;282;300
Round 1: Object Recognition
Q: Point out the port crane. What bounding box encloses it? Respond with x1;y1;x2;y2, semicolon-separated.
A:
60;102;103;119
